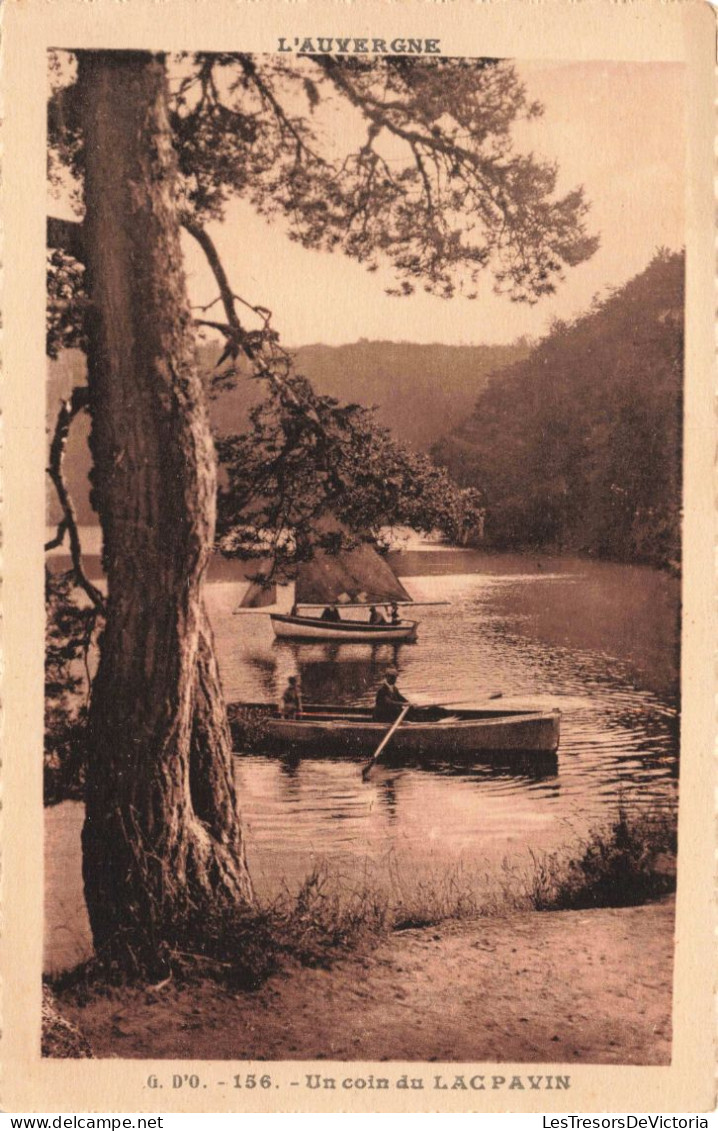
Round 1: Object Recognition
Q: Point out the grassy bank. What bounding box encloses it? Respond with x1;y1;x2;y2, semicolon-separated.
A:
50;805;676;1001
48;900;677;1064
45;808;678;1061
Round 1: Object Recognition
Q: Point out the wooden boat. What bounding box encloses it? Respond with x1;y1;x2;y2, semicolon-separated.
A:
229;702;560;761
238;534;425;643
270;612;418;643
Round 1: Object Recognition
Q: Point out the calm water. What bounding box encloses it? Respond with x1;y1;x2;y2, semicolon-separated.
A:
45;550;680;972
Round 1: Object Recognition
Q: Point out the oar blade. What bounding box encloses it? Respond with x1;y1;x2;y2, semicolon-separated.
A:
362;703;411;780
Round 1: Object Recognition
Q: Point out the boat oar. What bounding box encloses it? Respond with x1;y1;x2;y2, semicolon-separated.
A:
449;691;503;705
362;703;411;781
413;691;503;708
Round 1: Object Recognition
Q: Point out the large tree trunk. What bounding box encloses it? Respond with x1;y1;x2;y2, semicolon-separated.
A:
77;51;253;970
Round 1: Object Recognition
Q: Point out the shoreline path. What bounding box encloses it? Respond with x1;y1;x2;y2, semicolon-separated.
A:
57;899;673;1064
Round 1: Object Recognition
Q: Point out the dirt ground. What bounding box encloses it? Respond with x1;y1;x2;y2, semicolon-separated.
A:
56;898;674;1064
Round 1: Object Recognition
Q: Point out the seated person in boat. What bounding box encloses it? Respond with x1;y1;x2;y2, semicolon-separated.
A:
369;605;387;625
389;602;401;625
374;667;409;722
320;605;342;621
281;676;302;718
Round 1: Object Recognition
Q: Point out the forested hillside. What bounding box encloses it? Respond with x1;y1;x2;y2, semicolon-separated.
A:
432;251;684;569
47;338;529;524
288;339;530;450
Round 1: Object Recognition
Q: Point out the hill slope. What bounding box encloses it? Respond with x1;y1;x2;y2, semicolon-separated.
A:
285;339;529;450
47;338;528;525
432;251;684;569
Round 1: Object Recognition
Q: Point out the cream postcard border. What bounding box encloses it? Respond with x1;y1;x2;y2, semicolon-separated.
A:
1;0;715;1113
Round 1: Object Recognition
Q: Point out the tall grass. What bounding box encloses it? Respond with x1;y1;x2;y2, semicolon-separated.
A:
523;806;677;911
52;806;677;997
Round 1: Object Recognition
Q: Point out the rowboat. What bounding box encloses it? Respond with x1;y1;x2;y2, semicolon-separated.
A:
270;613;418;643
228;702;561;762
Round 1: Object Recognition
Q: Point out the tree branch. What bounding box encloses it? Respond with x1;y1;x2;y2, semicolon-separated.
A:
48;206;314;421
182;217;241;339
183;219;312;414
236;55;326;167
46;385;106;612
313;57;506;219
45;517;69;551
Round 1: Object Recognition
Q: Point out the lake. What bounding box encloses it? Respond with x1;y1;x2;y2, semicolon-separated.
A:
45;548;680;973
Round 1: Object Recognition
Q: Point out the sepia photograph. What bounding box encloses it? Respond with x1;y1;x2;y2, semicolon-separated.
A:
41;44;687;1064
1;0;715;1114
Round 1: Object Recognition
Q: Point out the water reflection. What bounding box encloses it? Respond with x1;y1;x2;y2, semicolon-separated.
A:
208;552;680;900
274;641;404;704
44;550;682;973
379;776;399;821
269;747;559;781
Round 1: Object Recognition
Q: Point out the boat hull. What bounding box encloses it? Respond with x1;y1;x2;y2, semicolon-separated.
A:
243;707;561;760
270;613;417;643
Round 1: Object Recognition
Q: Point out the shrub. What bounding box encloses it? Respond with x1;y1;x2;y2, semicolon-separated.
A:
527;806;677;911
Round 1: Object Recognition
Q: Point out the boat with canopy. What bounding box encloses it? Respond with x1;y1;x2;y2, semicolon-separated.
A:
238;540;423;642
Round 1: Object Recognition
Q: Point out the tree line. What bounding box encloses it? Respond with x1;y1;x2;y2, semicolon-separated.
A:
432;250;684;571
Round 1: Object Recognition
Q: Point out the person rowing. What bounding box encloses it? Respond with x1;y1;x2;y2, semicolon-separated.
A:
373;666;410;722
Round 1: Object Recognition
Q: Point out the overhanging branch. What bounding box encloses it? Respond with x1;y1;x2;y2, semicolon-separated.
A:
46;385;106;612
45;518;70;552
47;211;308;411
181;217;244;353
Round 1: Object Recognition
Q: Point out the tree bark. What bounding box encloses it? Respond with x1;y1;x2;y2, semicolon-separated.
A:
77;51;253;969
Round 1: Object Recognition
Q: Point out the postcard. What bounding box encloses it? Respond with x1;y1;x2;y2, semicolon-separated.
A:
1;0;715;1114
